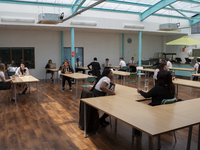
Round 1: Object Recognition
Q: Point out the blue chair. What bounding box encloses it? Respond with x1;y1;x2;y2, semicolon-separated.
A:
8;71;15;76
80;76;95;88
122;66;128;71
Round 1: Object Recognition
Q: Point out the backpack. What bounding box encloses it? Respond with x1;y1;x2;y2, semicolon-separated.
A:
197;63;200;73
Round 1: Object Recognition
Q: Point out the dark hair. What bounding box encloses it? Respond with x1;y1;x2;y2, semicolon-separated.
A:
106;58;109;61
20;62;26;75
197;58;200;62
132;57;134;59
165;58;169;61
102;69;111;77
157;63;166;70
94;57;97;61
120;57;123;60
157;70;175;93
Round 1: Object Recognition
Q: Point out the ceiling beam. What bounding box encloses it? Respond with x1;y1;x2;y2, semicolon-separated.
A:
169;4;190;20
62;0;106;22
190;15;200;25
180;0;200;5
72;0;86;14
140;0;178;21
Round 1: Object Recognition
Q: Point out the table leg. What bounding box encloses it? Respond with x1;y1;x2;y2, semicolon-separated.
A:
177;85;178;97
37;82;39;103
84;102;87;138
123;76;125;85
29;83;30;94
57;71;59;84
76;79;78;99
198;124;200;150
116;75;118;84
148;136;152;150
115;118;117;132
190;73;192;93
187;126;193;150
158;135;161;150
14;84;16;105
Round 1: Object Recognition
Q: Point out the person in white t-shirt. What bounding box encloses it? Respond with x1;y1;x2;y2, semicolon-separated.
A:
92;69;115;127
165;58;172;68
15;62;30;94
192;58;200;81
0;63;16;101
118;57;126;79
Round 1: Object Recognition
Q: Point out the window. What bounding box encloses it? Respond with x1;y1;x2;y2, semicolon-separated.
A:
63;47;84;66
0;47;35;69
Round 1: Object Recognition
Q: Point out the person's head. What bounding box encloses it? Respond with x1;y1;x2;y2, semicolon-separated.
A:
157;63;167;71
165;58;169;62
48;59;52;64
105;58;109;62
0;63;5;72
131;57;134;60
120;57;123;61
20;62;25;70
64;60;69;67
157;70;175;93
94;57;97;61
159;58;162;62
197;58;200;62
102;69;113;79
76;58;79;62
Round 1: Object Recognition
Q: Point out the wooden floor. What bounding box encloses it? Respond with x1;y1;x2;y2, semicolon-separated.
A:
0;77;199;150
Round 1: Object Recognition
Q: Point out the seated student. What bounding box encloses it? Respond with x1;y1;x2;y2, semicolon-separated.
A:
192;58;200;81
165;58;172;69
75;58;85;74
153;58;163;68
61;60;74;92
154;63;167;85
118;57;126;79
0;63;16;101
87;57;101;80
129;57;136;72
137;70;175;106
45;59;54;81
7;60;17;75
104;58;111;69
92;69;115;127
15;62;29;94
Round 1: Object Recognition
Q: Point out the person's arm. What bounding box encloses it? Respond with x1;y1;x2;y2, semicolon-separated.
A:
45;64;49;68
26;68;30;76
0;75;13;83
137;87;156;98
87;62;92;70
100;82;116;95
15;68;20;76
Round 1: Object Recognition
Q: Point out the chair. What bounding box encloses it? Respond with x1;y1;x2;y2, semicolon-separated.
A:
8;72;15;76
126;72;137;86
158;97;177;149
122;66;128;71
80;76;95;88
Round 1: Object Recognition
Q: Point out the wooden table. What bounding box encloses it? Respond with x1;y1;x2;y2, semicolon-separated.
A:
61;73;93;98
113;71;130;85
170;67;194;79
46;68;60;82
75;67;89;74
81;84;199;150
173;78;200;96
12;75;39;105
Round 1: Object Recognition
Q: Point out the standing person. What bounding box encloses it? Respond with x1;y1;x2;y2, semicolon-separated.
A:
75;58;85;74
15;62;30;94
165;58;172;69
0;63;16;101
45;59;54;81
87;57;101;80
138;70;175;106
61;60;74;92
192;58;200;81
92;69;116;127
129;57;136;72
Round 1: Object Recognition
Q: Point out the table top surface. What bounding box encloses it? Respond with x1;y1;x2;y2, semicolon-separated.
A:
12;75;39;84
81;84;199;136
170;67;194;71
137;68;155;72
61;72;93;79
113;71;130;76
46;68;59;71
190;73;200;77
110;66;120;68
75;67;89;70
173;78;200;88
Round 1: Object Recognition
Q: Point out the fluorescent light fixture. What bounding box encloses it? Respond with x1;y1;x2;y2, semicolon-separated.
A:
70;20;97;26
124;24;145;29
1;17;35;23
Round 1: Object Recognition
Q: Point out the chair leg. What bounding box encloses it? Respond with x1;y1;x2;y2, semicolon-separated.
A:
173;131;177;142
109;116;112;128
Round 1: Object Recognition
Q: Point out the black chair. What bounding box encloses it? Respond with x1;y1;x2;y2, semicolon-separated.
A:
175;58;182;63
185;58;191;64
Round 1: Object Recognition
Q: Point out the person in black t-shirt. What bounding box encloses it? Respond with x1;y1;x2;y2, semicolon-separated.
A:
87;57;101;80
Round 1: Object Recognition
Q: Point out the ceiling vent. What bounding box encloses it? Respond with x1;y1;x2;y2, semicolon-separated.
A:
37;13;62;24
159;23;180;31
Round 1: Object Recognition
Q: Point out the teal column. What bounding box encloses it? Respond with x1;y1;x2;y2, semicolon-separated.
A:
138;31;142;67
138;31;142;88
61;31;64;63
122;33;124;58
71;27;75;71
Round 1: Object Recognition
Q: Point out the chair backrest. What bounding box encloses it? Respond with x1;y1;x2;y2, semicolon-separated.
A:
130;72;137;78
122;66;128;70
161;97;177;105
87;76;95;83
8;72;15;76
